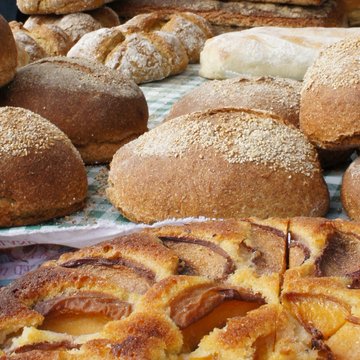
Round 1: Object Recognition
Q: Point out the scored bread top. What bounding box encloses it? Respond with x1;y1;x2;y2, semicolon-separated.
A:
129;108;319;176
0;107;72;158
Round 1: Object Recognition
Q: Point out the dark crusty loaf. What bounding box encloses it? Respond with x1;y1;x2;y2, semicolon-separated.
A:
300;37;360;150
2;217;360;358
111;0;345;30
107;108;329;223
0;57;149;164
0;107;88;227
0;16;18;87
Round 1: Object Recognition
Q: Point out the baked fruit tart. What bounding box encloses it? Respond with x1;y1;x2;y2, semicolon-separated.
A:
1;217;360;359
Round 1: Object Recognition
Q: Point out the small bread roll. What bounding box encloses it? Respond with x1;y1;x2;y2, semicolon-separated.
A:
341;157;360;220
300;37;360;150
0;57;148;164
107;108;329;223
0;107;88;227
0;16;17;87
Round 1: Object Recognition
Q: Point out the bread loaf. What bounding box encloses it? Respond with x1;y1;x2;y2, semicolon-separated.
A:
111;0;345;31
199;27;360;81
0;16;17;87
17;0;115;15
10;21;72;63
68;27;189;84
107;108;329;223
119;12;213;63
0;107;87;227
0;57;149;164
2;217;360;358
300;37;360;150
167;76;302;127
341;157;360;221
24;7;120;44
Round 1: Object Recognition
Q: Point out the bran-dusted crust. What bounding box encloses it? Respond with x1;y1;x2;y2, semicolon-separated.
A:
2;218;360;358
0;107;87;228
167;76;302;127
17;0;115;15
300;37;360;150
0;56;148;164
111;0;345;29
341;157;360;221
107;108;329;224
0;16;17;87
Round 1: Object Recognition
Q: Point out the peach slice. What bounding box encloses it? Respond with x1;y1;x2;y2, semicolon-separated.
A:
284;294;348;339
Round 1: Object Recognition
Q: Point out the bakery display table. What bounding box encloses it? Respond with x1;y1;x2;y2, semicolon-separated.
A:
0;65;349;286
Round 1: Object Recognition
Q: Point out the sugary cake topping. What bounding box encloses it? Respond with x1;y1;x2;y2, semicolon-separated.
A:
130;109;318;176
0;107;70;157
303;37;360;91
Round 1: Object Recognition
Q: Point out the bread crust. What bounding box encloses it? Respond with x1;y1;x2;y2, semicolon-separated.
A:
0;107;87;228
0;57;148;164
341;157;360;221
17;0;115;15
111;0;345;28
107;108;329;223
300;37;360;150
0;16;17;87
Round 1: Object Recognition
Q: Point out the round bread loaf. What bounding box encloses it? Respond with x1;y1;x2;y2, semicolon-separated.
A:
300;37;360;150
107;108;329;223
0;57;148;164
341;157;360;220
0;16;17;87
167;76;302;126
0;107;88;227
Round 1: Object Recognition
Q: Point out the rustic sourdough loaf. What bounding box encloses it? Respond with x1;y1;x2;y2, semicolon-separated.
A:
300;37;360;150
0;57;148;164
0;107;87;227
107;108;329;223
0;16;17;87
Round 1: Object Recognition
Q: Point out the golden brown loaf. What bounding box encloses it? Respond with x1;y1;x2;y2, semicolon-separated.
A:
68;27;189;84
0;57;149;164
0;16;18;87
0;107;87;227
341;157;360;221
68;12;212;83
111;0;345;32
9;21;72;63
24;7;120;44
1;217;360;358
17;0;115;15
107;108;329;224
167;76;302;127
119;12;213;63
300;37;360;150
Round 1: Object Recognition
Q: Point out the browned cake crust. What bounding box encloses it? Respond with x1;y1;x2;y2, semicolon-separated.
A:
111;0;345;29
0;57;148;164
2;218;360;358
0;16;17;87
17;0;115;15
107;108;329;224
0;107;87;228
300;37;360;151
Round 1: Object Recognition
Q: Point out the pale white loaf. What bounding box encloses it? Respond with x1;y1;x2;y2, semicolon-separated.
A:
199;27;360;81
